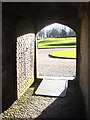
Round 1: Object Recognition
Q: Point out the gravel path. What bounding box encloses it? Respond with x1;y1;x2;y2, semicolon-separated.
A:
37;48;76;77
0;80;86;119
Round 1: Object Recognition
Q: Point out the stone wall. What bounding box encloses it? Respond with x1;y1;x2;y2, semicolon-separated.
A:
79;10;88;117
88;4;90;119
0;2;2;113
2;19;17;111
17;33;35;99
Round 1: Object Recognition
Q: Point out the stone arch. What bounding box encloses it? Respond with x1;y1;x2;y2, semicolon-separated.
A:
36;22;77;78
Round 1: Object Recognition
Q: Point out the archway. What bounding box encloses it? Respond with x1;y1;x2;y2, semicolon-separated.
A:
36;23;77;80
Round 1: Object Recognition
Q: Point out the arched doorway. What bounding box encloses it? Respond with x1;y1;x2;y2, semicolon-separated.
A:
36;23;77;80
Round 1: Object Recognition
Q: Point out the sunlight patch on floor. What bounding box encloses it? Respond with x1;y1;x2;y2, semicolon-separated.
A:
35;78;68;97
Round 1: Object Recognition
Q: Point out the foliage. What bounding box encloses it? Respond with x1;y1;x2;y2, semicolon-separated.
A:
46;28;60;38
37;24;76;39
37;29;45;39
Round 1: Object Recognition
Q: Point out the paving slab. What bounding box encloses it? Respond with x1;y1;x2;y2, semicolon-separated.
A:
35;78;68;97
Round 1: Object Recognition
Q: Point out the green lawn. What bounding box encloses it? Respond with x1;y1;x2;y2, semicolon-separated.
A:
38;37;76;49
49;48;76;59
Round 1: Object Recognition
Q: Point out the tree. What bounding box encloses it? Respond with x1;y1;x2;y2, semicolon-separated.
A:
46;30;51;38
46;28;60;38
68;29;76;37
37;29;45;39
60;29;67;37
37;23;76;39
51;28;60;37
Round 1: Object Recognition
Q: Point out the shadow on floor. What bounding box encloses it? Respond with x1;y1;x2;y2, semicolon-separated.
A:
33;80;86;119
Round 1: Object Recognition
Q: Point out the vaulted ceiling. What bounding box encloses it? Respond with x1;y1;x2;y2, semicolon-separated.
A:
2;2;88;36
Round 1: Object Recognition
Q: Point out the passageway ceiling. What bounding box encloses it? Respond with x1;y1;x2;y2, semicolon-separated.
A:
3;2;88;36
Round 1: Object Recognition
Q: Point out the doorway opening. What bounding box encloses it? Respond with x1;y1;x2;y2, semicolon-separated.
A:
36;23;76;80
35;23;77;97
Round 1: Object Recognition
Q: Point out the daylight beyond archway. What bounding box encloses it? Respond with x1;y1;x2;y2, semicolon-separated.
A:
37;23;76;78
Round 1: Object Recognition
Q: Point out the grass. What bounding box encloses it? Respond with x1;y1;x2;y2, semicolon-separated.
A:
49;48;76;59
38;37;76;49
